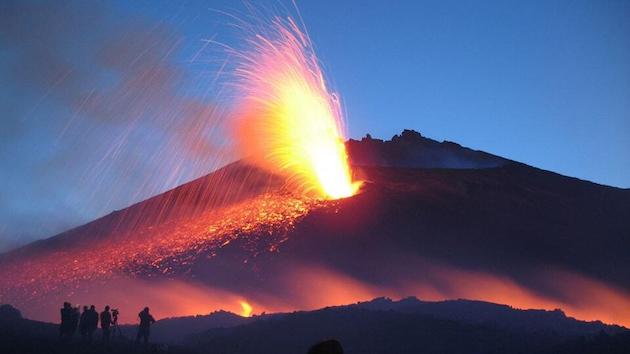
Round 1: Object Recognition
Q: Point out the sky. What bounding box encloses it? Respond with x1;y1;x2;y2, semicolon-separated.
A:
1;0;629;251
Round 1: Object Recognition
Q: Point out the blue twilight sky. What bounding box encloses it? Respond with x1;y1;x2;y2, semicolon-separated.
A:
1;0;629;250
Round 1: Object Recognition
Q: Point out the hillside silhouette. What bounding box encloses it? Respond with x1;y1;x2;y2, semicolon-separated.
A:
2;299;629;354
188;303;630;354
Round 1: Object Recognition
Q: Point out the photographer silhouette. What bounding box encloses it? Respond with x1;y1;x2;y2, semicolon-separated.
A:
111;308;123;338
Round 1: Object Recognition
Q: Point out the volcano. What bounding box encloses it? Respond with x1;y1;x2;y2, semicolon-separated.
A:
1;130;629;327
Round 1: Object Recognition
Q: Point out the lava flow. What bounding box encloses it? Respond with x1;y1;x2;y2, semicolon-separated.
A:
231;17;360;199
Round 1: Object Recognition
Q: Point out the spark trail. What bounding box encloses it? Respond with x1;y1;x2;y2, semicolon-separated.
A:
230;16;360;199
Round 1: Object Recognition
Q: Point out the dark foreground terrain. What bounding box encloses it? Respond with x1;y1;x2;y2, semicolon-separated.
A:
2;298;629;354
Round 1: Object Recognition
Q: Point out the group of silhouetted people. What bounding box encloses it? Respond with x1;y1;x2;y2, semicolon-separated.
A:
59;302;341;352
59;302;80;341
77;305;101;342
59;302;153;345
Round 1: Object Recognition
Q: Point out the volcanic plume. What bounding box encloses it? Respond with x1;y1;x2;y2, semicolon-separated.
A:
230;16;359;199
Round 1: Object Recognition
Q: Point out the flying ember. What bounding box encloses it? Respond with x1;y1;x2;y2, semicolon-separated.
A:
232;17;360;199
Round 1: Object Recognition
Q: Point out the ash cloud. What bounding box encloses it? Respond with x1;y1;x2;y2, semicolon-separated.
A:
0;1;229;251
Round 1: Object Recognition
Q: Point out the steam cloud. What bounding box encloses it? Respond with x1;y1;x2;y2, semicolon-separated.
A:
0;1;228;250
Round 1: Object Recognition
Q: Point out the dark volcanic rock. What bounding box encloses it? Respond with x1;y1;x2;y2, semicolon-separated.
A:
0;304;22;323
347;129;508;169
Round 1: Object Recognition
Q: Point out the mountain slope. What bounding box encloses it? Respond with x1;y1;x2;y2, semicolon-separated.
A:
0;130;629;327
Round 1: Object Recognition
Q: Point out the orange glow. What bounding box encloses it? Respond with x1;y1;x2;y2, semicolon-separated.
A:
239;300;253;317
394;264;630;327
278;265;387;310
259;264;630;328
232;17;360;199
1;183;628;326
0;190;323;323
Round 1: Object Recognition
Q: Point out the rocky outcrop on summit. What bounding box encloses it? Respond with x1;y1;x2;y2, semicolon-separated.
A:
347;129;508;169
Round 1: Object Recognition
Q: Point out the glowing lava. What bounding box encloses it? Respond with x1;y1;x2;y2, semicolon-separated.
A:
239;300;253;317
232;17;360;199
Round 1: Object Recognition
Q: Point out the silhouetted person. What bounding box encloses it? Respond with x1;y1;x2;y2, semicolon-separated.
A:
307;339;344;354
59;302;72;341
79;306;89;341
69;306;79;340
87;305;99;342
100;305;112;343
136;307;156;345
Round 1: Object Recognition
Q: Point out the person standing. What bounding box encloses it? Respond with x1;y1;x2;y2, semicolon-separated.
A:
79;306;89;341
87;305;99;342
100;305;112;343
69;305;80;340
59;302;71;341
135;307;156;345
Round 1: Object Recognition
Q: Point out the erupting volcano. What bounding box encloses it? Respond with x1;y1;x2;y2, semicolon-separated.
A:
1;129;629;327
1;8;630;352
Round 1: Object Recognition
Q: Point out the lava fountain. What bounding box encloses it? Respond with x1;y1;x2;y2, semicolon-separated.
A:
230;17;360;199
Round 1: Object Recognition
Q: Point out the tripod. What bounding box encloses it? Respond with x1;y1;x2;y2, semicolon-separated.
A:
111;311;124;339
